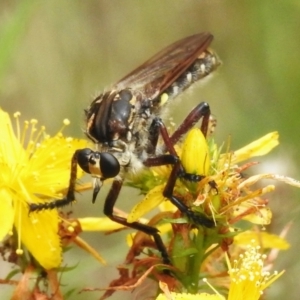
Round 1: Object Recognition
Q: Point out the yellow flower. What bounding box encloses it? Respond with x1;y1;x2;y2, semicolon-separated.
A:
156;292;225;300
0;108;86;269
215;131;300;225
156;239;284;300
234;230;290;250
156;281;225;300
226;241;285;300
126;129;284;224
181;127;210;176
126;128;211;223
232;132;279;164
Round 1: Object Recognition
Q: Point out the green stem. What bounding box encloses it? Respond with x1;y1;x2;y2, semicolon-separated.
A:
188;227;205;293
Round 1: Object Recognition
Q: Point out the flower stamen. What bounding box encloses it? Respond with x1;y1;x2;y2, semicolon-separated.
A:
227;240;285;299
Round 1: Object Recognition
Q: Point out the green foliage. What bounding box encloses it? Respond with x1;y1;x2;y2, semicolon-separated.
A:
0;0;37;86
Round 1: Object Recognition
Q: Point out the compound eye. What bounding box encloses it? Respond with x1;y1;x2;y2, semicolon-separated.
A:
119;89;132;102
99;152;120;179
76;148;93;174
76;149;120;179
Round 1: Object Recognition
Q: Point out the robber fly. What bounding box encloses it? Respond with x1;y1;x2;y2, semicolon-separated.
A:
30;32;221;264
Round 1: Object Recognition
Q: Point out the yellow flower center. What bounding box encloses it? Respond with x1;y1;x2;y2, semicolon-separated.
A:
227;241;284;300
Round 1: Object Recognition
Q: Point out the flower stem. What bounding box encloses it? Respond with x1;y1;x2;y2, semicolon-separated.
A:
188;227;205;293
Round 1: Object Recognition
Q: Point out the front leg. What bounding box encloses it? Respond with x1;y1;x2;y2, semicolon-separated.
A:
29;149;82;212
103;177;171;265
29;148;120;212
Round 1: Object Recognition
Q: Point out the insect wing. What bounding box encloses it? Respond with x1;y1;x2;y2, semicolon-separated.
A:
115;32;213;99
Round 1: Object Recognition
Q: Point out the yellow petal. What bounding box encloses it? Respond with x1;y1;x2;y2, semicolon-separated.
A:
0;189;14;241
23;135;87;198
181;128;210;175
156;292;225;300
233;132;279;163
159;200;177;212
78;217;125;231
157;280;225;299
234;231;290;250
0;109;26;164
73;235;106;265
16;202;62;269
243;207;272;225
127;185;166;223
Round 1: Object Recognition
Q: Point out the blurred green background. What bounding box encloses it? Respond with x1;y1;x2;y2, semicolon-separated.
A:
1;1;300;299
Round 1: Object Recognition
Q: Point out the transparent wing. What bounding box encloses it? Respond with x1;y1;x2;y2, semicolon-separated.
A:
115;32;213;99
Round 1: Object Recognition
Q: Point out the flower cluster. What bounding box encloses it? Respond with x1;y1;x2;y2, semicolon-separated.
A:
0;108;87;298
98;124;298;299
1;107;298;300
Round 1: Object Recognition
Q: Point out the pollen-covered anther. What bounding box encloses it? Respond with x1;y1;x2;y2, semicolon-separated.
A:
67;225;75;233
30;119;38;124
16;249;24;255
193;193;207;205
63;119;70;126
224;233;285;297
